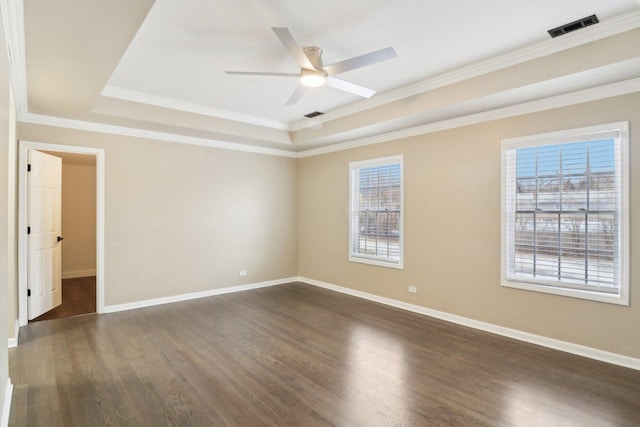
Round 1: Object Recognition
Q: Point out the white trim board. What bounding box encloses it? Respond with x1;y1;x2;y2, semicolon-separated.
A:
18;141;106;327
298;277;640;371
61;269;97;280
1;378;12;427
103;277;298;313
7;320;19;348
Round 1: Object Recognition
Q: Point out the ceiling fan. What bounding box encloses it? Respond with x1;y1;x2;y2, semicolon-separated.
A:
225;27;397;105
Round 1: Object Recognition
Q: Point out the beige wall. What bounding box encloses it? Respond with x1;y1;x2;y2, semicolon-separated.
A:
14;93;640;362
10;95;640;364
298;92;640;359
61;162;96;277
18;124;298;306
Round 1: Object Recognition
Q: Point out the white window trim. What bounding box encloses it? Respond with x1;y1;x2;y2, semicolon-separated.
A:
500;122;629;305
349;155;404;269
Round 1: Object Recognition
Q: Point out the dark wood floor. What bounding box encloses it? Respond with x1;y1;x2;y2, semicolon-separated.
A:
9;282;640;426
31;276;96;322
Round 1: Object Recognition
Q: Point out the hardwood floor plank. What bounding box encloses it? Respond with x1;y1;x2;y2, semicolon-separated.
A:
9;282;640;426
31;276;96;322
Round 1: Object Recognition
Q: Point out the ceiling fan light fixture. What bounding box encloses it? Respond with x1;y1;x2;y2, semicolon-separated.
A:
300;69;326;87
225;28;396;105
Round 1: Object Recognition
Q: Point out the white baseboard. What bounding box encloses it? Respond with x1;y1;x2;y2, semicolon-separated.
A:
298;276;640;371
7;320;19;348
103;277;298;314
1;378;12;427
61;269;96;279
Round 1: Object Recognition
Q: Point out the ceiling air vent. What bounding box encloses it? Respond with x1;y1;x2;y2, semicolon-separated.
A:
304;111;324;118
548;14;599;38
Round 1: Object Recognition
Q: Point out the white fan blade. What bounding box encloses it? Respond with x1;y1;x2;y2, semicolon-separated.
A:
286;85;306;105
326;77;375;98
324;47;397;76
271;27;315;70
225;71;299;77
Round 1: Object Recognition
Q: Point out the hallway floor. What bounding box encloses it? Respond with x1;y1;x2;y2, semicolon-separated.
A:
31;276;96;322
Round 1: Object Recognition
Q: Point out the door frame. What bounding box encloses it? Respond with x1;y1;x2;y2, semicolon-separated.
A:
18;140;106;326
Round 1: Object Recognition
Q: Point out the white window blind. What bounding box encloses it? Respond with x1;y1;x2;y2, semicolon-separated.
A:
349;156;403;269
502;123;629;305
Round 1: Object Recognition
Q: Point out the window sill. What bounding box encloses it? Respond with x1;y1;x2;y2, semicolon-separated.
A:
501;279;628;306
350;256;404;270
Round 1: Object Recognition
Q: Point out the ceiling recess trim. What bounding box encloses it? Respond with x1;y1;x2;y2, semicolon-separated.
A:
7;2;640;159
101;86;291;131
20;78;640;159
297;78;640;158
290;9;640;132
20;113;298;158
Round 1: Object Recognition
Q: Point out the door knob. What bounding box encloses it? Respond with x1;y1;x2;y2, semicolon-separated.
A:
57;236;64;242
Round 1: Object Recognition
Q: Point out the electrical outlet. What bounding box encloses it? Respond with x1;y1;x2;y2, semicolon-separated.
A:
239;270;247;277
408;286;417;294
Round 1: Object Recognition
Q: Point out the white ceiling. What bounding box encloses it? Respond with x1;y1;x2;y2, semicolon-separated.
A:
106;0;639;126
15;0;640;153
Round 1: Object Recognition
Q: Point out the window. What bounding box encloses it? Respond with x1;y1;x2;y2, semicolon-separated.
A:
349;156;403;269
501;122;629;305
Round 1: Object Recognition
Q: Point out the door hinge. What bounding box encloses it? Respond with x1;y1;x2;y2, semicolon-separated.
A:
27;226;30;235
27;289;31;297
27;164;31;172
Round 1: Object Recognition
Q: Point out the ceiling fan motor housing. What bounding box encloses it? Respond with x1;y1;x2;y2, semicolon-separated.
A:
300;47;328;87
303;47;324;69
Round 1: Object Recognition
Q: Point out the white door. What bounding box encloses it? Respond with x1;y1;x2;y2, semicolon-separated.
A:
27;150;63;320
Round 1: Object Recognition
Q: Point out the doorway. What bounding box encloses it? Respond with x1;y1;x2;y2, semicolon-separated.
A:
33;150;97;321
18;141;105;328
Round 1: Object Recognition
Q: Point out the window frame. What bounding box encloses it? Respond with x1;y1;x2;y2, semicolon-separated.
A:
501;122;629;305
349;155;404;269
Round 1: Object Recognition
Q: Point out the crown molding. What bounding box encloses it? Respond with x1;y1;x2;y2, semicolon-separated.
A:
19;77;640;159
20;113;298;158
290;9;640;132
0;0;27;116
297;77;640;158
101;85;291;131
